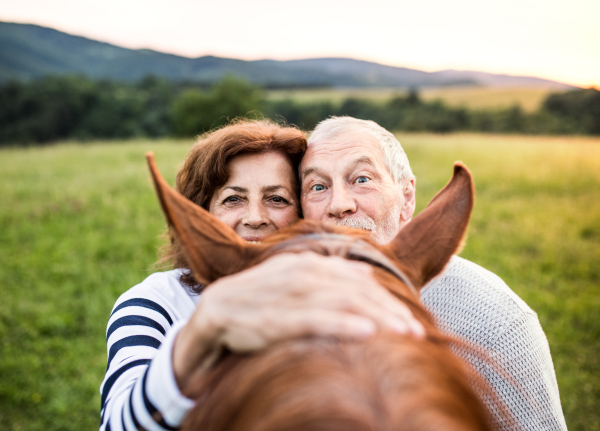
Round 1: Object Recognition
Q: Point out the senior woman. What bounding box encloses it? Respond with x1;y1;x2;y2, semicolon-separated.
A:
99;120;421;431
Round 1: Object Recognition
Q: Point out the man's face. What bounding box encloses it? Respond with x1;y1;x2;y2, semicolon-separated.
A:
300;130;415;244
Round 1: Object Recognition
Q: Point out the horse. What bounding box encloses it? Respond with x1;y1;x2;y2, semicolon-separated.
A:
146;153;510;431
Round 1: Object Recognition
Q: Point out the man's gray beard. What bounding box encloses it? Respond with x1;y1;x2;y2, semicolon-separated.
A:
335;217;377;233
333;203;402;245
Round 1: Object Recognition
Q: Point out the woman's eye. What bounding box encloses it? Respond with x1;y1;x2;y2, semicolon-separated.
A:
355;176;370;184
270;195;289;204
312;184;326;192
223;195;241;204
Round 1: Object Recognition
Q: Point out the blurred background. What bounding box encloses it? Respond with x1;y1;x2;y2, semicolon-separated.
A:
0;0;598;430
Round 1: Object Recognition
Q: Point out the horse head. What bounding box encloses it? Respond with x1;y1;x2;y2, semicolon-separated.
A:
146;153;499;431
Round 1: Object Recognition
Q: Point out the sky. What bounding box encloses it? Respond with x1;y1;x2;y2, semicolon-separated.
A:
1;0;599;88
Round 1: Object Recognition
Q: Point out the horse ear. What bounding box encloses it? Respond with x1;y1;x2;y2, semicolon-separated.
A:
384;162;474;290
146;153;266;285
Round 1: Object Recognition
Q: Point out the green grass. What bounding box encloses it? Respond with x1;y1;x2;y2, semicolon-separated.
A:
266;86;558;112
1;134;599;430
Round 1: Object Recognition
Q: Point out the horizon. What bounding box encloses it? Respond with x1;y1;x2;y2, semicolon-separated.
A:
1;0;599;88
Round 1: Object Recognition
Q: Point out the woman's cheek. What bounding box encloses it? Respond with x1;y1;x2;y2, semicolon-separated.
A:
274;206;300;228
214;207;245;230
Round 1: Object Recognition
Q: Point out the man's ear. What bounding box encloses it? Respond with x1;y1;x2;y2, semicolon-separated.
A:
146;153;266;285
400;178;416;222
384;163;474;289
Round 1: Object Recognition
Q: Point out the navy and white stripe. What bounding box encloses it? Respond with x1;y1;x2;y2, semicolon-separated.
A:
99;270;197;431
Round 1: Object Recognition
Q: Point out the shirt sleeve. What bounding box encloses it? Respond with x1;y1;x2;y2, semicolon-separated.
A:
99;295;195;431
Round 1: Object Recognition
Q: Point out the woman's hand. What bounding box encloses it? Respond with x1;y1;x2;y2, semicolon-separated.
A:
172;252;424;396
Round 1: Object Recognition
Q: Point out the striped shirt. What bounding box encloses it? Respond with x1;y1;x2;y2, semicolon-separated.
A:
99;269;198;431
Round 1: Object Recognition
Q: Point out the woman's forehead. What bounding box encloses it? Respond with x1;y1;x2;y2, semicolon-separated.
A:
225;151;296;188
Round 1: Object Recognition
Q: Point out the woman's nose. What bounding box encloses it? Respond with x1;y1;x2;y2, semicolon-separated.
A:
243;200;269;228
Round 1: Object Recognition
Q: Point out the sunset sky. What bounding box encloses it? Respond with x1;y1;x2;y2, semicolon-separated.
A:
1;0;598;88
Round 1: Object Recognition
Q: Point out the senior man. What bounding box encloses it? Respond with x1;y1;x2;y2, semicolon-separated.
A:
300;116;567;431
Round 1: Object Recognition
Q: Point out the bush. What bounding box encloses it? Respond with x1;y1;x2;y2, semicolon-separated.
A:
543;88;600;135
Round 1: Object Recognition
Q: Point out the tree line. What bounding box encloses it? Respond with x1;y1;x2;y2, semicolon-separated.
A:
1;75;598;145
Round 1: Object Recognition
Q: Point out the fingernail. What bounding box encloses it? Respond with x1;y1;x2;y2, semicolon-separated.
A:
391;320;409;334
355;320;377;337
412;321;426;338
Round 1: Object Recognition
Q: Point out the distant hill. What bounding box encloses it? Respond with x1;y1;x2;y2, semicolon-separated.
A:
0;21;576;89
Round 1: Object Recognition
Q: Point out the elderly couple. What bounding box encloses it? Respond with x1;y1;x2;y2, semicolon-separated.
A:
100;117;567;431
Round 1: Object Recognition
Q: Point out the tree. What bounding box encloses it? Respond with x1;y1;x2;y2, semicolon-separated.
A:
171;76;264;137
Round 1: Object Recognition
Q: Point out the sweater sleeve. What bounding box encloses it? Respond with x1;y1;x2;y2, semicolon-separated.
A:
99;294;195;431
481;312;568;431
421;257;567;431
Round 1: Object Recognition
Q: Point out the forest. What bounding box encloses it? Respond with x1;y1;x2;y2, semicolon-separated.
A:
1;75;599;145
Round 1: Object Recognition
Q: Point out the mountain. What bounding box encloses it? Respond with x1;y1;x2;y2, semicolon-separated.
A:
0;21;576;89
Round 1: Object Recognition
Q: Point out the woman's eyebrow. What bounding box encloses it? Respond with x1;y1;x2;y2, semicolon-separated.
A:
223;186;248;193
262;185;288;193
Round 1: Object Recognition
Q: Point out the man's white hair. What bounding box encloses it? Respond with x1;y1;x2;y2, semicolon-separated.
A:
307;116;415;186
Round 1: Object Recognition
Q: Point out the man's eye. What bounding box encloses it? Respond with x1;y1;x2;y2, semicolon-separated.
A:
311;184;326;192
355;176;370;184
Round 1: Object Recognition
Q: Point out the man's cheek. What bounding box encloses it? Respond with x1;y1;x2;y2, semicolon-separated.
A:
301;201;325;221
357;196;383;220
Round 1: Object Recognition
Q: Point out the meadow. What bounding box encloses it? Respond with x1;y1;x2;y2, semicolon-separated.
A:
0;133;599;430
266;86;557;112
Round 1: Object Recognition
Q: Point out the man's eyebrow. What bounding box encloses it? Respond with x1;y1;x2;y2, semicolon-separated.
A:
355;156;378;168
301;166;325;179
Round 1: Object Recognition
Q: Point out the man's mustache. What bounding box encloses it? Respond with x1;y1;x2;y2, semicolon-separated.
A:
334;217;377;232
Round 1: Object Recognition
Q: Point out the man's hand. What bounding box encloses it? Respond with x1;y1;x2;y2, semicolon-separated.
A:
172;252;424;396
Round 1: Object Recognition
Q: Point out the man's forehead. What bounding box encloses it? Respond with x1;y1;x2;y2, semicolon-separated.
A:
305;130;382;160
307;129;380;150
302;131;386;178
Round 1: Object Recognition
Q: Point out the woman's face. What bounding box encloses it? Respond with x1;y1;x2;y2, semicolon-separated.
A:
209;151;300;242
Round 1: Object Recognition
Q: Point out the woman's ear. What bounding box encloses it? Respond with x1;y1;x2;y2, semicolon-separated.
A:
384;163;474;289
146;153;266;285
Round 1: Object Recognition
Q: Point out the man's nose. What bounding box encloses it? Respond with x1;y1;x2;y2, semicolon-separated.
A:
243;201;269;228
327;185;357;219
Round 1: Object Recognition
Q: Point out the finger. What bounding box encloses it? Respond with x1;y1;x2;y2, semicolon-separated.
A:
220;309;378;353
356;282;426;338
271;263;426;339
291;284;422;338
340;291;420;337
276;309;378;341
324;263;426;338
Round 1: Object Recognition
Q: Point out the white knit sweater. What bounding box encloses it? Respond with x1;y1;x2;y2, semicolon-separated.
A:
421;256;568;431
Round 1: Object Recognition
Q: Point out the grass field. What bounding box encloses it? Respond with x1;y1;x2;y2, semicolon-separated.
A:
1;134;599;430
266;86;559;112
